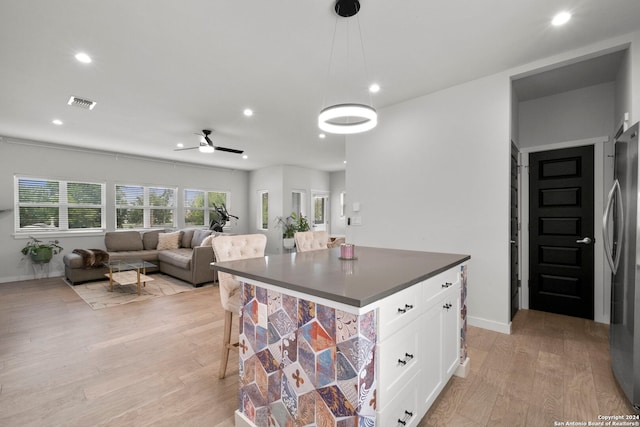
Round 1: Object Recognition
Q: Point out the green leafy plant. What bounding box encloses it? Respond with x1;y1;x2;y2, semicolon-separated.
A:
292;212;310;232
275;212;310;238
20;236;64;263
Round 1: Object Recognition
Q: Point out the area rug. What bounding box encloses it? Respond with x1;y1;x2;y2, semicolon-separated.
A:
66;274;211;310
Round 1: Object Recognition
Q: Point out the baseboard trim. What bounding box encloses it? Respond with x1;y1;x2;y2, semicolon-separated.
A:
468;315;512;334
0;271;64;284
235;410;253;427
454;357;471;378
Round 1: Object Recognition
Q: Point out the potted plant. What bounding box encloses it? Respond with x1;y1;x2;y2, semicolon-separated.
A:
276;212;311;249
20;236;64;264
292;212;310;233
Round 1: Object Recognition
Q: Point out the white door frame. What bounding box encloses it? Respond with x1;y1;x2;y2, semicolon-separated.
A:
520;136;610;324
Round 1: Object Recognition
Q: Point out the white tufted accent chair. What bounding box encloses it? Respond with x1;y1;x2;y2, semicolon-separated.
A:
212;233;267;379
294;231;329;252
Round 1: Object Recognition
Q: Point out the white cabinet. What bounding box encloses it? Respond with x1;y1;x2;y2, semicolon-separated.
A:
421;280;460;410
377;264;464;426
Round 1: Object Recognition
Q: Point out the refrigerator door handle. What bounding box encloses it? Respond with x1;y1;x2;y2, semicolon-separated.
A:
613;179;624;273
603;179;623;274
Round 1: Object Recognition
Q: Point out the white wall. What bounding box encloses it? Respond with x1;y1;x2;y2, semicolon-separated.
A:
330;171;346;236
346;73;513;333
615;49;632;129
0;137;249;283
249;165;331;254
248;166;284;255
518;82;615;148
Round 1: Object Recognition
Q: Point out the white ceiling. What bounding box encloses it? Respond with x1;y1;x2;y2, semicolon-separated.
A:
1;0;639;172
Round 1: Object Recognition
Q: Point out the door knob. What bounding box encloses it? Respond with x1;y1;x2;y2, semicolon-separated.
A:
576;237;592;244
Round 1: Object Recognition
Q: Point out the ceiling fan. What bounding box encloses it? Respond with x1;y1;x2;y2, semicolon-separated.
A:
174;129;244;154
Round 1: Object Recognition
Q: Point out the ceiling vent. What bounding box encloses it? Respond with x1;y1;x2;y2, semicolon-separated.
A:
67;96;96;110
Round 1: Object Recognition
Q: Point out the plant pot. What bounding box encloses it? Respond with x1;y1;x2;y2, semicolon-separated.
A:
30;247;53;264
283;238;295;250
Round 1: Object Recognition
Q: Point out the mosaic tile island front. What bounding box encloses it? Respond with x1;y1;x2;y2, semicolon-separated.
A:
211;247;470;427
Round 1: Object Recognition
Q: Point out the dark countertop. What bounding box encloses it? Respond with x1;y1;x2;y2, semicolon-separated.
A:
211;246;470;307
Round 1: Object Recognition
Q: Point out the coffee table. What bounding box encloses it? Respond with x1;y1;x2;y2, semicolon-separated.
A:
104;259;156;295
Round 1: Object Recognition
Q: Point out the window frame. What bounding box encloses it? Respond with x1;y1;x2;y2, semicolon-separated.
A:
258;190;269;230
14;175;106;234
114;183;177;230
184;188;231;228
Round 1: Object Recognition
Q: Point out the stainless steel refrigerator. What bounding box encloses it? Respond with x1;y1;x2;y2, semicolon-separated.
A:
603;122;640;410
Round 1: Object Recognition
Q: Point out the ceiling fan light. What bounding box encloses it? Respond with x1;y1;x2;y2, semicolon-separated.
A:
199;144;214;153
318;103;377;134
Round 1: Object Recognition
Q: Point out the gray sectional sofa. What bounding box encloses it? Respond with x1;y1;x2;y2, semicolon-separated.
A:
63;228;222;286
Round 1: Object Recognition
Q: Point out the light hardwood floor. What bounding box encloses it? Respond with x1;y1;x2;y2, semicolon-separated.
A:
0;277;635;426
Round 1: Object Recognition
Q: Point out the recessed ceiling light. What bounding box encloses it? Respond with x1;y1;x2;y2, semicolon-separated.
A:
75;52;92;64
176;142;184;148
243;108;253;117
52;119;63;125
552;11;572;26
369;83;380;93
319;133;326;139
242;155;248;160
343;160;347;164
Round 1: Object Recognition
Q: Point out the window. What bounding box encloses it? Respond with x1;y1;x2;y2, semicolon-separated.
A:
184;189;229;227
15;176;105;232
313;196;326;225
259;191;268;230
115;184;176;229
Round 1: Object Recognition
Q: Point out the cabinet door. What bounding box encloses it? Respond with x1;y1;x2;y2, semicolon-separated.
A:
420;302;444;409
377;317;421;409
442;282;461;378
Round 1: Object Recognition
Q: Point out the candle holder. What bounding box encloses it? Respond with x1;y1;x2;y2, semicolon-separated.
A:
339;243;357;260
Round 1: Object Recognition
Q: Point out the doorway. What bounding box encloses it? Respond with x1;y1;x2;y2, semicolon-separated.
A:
311;192;329;232
528;145;595;319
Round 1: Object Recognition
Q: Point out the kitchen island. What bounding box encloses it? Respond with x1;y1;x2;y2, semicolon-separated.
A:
212;246;470;427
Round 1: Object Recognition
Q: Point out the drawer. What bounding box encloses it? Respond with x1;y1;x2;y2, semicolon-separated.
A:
378;371;422;427
378;284;421;341
377;320;421;409
423;267;459;302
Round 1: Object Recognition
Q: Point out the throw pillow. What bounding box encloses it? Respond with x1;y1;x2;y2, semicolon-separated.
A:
200;234;215;247
181;229;196;248
157;231;181;250
191;229;212;247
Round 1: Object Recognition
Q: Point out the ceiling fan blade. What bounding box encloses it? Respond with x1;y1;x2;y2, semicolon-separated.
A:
173;146;199;151
213;146;244;154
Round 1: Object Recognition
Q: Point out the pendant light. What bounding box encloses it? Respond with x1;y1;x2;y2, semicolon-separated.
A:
319;0;377;135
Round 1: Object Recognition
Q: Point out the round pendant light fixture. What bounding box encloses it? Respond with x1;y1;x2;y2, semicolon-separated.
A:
319;103;377;134
319;0;377;135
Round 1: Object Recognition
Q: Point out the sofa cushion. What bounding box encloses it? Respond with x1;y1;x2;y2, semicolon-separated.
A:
158;248;192;269
105;231;144;252
157;231;181;250
191;229;212;247
108;250;159;263
181;229;196;248
142;229;162;250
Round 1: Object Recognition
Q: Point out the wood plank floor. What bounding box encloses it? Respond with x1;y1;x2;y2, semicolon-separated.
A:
0;277;635;426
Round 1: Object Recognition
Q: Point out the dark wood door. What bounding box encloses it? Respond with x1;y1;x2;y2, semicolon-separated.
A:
510;142;520;320
529;145;594;319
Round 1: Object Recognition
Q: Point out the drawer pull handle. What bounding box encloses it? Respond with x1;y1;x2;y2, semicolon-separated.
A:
397;353;414;366
397;410;414;426
397;304;413;314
